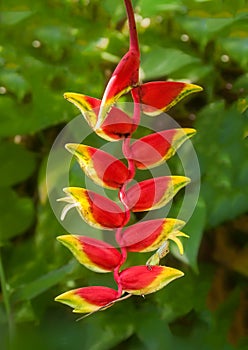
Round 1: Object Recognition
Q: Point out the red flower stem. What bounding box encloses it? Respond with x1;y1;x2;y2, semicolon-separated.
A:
124;0;140;53
115;115;140;297
132;85;141;125
114;234;127;298
113;0;141;301
114;227;127;297
122;137;135;180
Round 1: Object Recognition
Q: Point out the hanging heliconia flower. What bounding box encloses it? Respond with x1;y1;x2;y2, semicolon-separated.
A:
55;0;202;317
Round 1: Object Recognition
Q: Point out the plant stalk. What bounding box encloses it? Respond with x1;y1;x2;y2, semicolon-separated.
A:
0;248;14;342
124;0;140;53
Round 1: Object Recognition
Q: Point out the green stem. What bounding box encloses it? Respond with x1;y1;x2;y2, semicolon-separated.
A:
0;248;14;342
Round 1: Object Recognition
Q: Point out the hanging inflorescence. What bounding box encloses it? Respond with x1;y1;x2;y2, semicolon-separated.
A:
55;0;202;317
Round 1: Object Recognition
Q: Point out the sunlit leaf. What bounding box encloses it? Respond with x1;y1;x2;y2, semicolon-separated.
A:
1;11;33;25
142;47;200;80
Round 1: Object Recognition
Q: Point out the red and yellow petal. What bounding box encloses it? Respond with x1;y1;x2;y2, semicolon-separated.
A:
64;92;136;141
168;231;189;255
97;106;138;141
60;187;128;229
64;92;100;128
132;81;203;116
97;50;140;128
122;218;185;252
130;128;196;169
55;286;119;313
119;265;184;295
57;235;122;273
123;176;190;212
66;143;129;189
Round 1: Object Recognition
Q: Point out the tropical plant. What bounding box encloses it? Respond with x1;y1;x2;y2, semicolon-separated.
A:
54;0;202;317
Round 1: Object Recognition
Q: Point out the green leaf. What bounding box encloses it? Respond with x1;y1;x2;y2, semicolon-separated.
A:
34;26;75;61
195;101;248;227
0;11;33;25
141;47;200;80
177;15;242;49
11;261;76;302
172;197;206;272
219;38;248;70
0;187;35;242
0;70;31;102
170;62;213;82
139;0;185;16
136;306;174;349
0;142;36;186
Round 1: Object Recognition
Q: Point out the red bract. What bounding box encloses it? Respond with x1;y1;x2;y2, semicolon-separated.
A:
119;265;184;295
59;187;128;229
123;176;190;212
66;143;129;189
98;50;140;128
130;128;196;169
55;0;202;317
121;218;185;252
55;286;119;313
57;235;122;273
131;81;203;116
64;93;137;141
97;0;140;128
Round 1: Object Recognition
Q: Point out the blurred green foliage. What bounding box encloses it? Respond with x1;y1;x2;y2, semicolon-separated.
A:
0;0;248;349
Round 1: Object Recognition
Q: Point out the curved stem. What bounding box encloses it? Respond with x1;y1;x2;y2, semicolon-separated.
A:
124;0;140;53
132;86;141;125
114;227;128;298
114;133;137;297
122;137;135;181
113;0;140;300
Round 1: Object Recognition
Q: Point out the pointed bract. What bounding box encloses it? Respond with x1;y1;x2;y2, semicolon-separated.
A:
120;265;184;295
64;93;136;141
64;92;100;128
123;176;190;212
131;128;196;169
97;49;140;128
98;107;137;141
57;235;122;273
96;0;140;129
59;187;128;229
55;286;119;313
122;218;186;252
66;143;129;189
132;81;203;116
